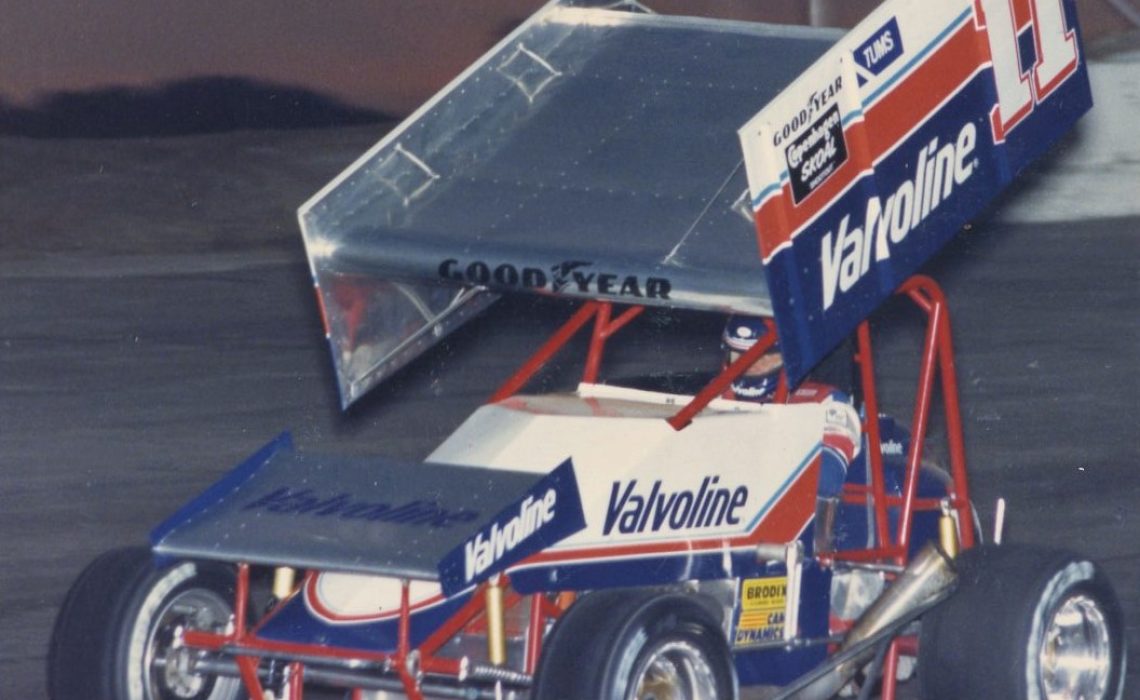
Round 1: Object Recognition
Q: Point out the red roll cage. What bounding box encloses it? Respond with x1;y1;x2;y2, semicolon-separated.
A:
180;273;975;700
492;274;975;560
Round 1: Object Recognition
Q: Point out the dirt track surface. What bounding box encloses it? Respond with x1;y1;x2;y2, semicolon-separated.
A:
1;126;1136;698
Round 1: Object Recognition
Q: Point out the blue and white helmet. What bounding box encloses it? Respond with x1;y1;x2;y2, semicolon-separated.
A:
722;315;783;401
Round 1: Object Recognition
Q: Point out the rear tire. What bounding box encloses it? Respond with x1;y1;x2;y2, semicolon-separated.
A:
532;589;736;700
918;544;1125;700
48;546;245;700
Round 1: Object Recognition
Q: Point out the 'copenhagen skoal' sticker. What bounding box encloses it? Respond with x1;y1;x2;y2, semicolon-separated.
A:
786;104;848;204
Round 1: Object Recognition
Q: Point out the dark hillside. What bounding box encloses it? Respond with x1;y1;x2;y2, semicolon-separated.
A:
0;77;389;138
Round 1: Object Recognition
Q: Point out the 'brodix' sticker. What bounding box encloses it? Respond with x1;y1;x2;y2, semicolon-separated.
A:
734;576;789;646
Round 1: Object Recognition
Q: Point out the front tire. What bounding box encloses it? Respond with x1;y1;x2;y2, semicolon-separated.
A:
918;544;1125;700
532;589;736;700
49;546;245;700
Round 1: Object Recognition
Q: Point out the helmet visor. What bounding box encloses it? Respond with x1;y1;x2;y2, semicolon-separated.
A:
728;349;784;377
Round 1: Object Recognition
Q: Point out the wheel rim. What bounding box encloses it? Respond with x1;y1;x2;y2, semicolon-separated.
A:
629;640;719;700
143;588;241;700
1038;593;1113;699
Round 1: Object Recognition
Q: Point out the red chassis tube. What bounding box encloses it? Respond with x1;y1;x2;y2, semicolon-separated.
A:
179;274;973;699
491;274;975;558
183;572;560;700
486;274;975;700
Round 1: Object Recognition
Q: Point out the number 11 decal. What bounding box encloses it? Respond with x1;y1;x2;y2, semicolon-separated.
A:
979;0;1079;141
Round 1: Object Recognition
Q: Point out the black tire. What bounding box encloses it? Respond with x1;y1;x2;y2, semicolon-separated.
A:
48;546;246;700
918;544;1125;700
532;589;737;700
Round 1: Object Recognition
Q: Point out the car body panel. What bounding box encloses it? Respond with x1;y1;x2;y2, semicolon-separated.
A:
739;0;1092;383
150;441;575;581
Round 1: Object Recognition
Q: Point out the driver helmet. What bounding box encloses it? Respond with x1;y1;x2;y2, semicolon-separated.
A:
722;315;783;401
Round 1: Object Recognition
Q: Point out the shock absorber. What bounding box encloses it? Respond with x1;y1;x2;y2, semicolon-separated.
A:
938;498;960;558
485;575;507;666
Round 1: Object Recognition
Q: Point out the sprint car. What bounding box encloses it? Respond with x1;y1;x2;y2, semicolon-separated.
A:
49;1;1125;699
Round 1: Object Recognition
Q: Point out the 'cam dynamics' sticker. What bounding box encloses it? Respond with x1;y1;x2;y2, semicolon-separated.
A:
734;576;788;646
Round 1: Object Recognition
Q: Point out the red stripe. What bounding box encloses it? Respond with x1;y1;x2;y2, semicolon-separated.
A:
756;19;988;256
750;455;821;542
516;456;820;568
862;24;988;158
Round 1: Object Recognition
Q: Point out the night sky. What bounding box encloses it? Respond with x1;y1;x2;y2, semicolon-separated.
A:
0;1;850;115
0;0;548;116
0;1;1128;124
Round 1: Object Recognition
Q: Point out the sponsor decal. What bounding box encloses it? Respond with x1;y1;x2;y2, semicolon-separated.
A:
853;17;904;85
786;104;848;204
820;121;977;311
881;439;905;456
739;0;1089;387
735;576;788;646
438;459;585;595
464;489;557;583
242;487;480;528
438;258;671;300
603;476;748;536
551;260;593;293
772;76;843;148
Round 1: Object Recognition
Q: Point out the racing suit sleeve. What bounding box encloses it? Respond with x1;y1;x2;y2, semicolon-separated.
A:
790;382;861;499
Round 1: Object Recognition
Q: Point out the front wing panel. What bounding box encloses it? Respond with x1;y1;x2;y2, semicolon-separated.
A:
150;435;570;581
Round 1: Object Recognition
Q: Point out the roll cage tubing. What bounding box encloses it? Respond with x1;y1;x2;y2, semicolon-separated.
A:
176;274;973;700
183;569;566;700
490;273;976;561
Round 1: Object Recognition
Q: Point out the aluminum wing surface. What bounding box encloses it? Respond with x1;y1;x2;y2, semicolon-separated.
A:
151;434;584;583
299;1;840;407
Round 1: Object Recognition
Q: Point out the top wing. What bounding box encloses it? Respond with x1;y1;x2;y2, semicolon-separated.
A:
298;1;840;407
738;0;1092;384
299;0;1091;406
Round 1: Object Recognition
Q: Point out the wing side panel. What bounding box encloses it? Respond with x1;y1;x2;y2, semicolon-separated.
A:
739;0;1092;382
151;441;545;579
